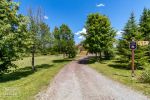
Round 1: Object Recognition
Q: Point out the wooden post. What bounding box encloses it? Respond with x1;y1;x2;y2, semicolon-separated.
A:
130;37;136;77
131;49;135;77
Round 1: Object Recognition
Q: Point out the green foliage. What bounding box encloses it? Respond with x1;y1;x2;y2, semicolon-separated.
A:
139;8;150;41
139;8;150;62
85;13;116;59
0;0;29;74
53;26;61;53
39;22;51;55
27;8;53;71
27;8;42;52
140;69;150;83
53;24;77;58
117;12;147;69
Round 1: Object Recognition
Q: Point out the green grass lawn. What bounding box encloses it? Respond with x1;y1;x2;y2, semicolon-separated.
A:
88;58;150;97
0;55;71;100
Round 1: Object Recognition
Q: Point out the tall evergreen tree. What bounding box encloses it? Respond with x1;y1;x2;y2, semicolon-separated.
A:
118;12;147;69
139;8;150;40
139;8;150;61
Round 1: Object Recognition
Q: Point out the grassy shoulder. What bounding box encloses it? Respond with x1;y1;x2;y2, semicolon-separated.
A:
88;58;150;96
0;55;72;100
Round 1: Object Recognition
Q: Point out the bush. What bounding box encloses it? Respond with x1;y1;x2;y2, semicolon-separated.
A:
68;49;77;58
140;69;150;83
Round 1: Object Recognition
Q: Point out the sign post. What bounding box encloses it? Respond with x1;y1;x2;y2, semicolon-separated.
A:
131;49;135;77
130;38;136;77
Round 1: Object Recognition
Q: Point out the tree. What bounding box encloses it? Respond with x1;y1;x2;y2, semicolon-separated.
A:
39;22;51;55
118;12;147;69
139;8;150;62
53;26;61;54
0;0;29;74
85;13;116;60
59;24;76;58
103;28;116;59
139;8;150;40
27;8;43;71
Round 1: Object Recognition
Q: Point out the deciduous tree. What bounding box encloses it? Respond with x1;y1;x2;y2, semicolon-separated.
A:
85;13;116;60
0;0;29;74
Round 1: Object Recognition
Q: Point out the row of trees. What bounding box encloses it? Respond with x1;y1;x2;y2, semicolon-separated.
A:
0;0;76;74
82;9;150;69
83;13;116;60
118;8;150;69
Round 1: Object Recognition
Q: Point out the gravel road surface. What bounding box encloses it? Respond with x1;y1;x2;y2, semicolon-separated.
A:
36;57;149;100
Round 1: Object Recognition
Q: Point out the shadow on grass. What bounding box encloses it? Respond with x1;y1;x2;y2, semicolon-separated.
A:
108;60;145;70
0;64;53;83
108;60;130;70
113;73;129;77
108;63;130;70
52;59;72;63
78;56;97;64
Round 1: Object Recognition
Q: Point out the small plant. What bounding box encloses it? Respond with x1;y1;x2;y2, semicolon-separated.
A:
140;69;150;83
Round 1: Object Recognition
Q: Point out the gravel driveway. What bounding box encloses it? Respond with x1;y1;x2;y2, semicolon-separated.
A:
36;57;149;100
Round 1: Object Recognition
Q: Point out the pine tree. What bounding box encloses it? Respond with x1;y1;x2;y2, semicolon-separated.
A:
139;8;150;62
118;12;147;69
139;8;150;40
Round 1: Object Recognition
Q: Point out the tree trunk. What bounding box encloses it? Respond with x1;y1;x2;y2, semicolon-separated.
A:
96;53;98;60
63;53;65;58
58;40;61;54
148;41;150;62
104;51;109;60
86;51;88;55
32;46;35;71
99;51;102;60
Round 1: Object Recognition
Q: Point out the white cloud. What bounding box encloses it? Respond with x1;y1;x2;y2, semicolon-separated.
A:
78;36;85;39
75;28;87;35
96;3;105;7
116;31;124;39
44;16;48;20
75;28;87;40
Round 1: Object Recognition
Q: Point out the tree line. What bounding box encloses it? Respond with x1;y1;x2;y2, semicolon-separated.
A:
0;0;76;75
83;8;150;69
118;9;150;69
1;0;150;75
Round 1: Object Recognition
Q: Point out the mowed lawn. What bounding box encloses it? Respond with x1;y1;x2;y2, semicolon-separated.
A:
89;58;150;97
0;55;71;100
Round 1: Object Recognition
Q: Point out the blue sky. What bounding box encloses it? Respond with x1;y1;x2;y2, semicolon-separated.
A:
15;0;150;44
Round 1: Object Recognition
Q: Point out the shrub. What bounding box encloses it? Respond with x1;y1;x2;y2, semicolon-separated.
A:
140;69;150;83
